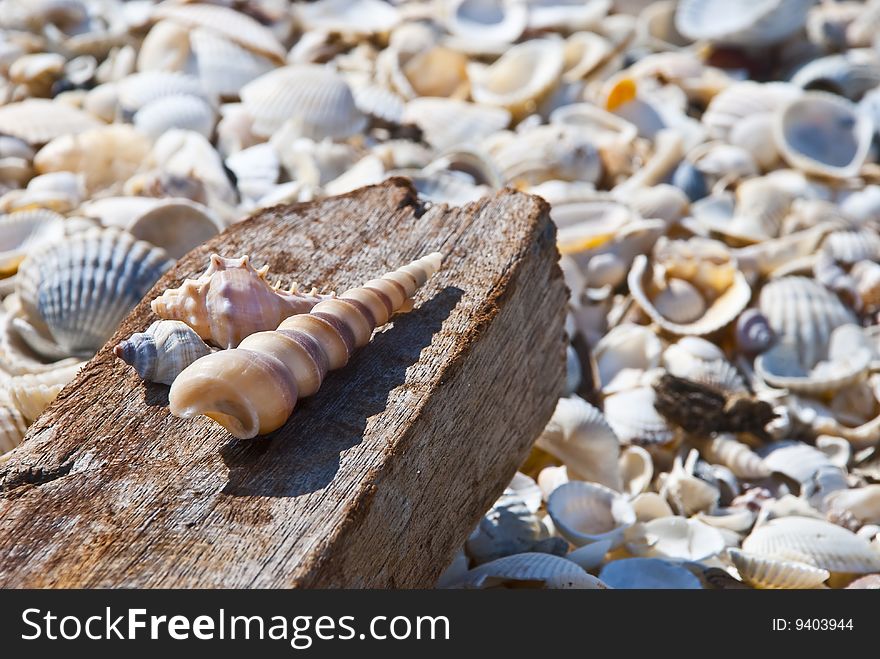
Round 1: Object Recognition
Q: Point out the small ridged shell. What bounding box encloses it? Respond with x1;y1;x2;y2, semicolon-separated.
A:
152;2;286;62
773;92;873;179
351;83;406;125
454;552;608;589
402;98;510;151
728;548;830;589
630;184;690;223
663;337;746;392
535;396;621;489
743;517;880;573
675;0;814;46
190;28;275;99
241;65;367;140
0;209;65;275
604;385;676;446
758;276;856;371
630;516;726;561
0;99;102;145
699;434;771;479
468;38;565;120
0;402;27;454
115;320;211;386
117;71;207;116
133;94;216;142
6;361;83;423
15;228;173;357
759;441;836;485
628;254;751;336
701;82;801;140
546;481;636;548
599;558;702;589
137;19;191;73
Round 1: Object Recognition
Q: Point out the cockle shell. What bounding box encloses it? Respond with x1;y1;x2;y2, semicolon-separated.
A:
604;385;676;446
773;92;873;179
241;65;367;140
190;28;275;99
662;337;746;393
599;558;702;589
152;255;329;350
0;209;65;275
488;124;602;186
454;552;609;589
149;129;237;207
728;548;830;589
115;320;212;387
152;1;286;63
15;228;172;358
468;38;565;120
116;71;208;116
133;94;216;142
546;481;636;548
402;98;510;152
629;516;726;561
381;45;470;100
742;517;880;573
701;82;800;141
630;184;690;223
760;441;837;487
675;0;814;47
698;434;771;479
350;83;406;125
535;396;621;490
593;323;662;393
813;228;880;301
0;98;101;145
0;401;27;454
168;253;443;439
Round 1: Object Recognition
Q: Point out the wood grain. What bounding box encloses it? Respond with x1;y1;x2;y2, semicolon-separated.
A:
0;179;567;588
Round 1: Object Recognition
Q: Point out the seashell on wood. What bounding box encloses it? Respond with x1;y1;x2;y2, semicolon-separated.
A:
743;516;880;573
663;337;746;393
190;28;275;100
0;401;27;454
535;396;621;490
0;98;102;145
468;38;565;120
546;481;636;548
241;65;367;140
445;0;528;45
619;445;653;496
168;253;443;439
33;124;151;196
604;385;676;446
630;516;726;561
6;361;83;423
698;434;771;479
133;94;216;142
728;548;829;589
675;0;814;47
15;228;173;358
599;557;702;589
454;552;609;589
402;98;510;152
593;323;662;393
773;92;873;180
115;320;211;387
0;209;65;276
152;2;286;63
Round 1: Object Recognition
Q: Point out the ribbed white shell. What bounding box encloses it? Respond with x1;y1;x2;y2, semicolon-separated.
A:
603;386;675;446
0;99;102;144
402;97;510;151
134;94;216;142
728;548;830;589
456;552;609;589
190;28;275;99
117;71;207;115
702;82;801;140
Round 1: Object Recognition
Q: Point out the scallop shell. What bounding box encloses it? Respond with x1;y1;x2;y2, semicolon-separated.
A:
759;440;836;486
189;28;276;100
151;254;329;349
0;209;65;276
675;0;814;46
402;98;510;152
604;385;676;446
15;228;173;357
630;516;726;561
0;401;27;454
0;99;102;145
445;0;528;44
773;92;873;179
546;481;636;548
728;548;830;589
699;434;771;479
454;552;608;589
742;516;880;573
116;71;208;116
294;0;401;36
662;337;746;393
468;38;565;120
241;65;367;140
133;94;216;142
152;1;286;63
599;558;702;589
593;323;662;393
6;361;83;423
535;396;621;490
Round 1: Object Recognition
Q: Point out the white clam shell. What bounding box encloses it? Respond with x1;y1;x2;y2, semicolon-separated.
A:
660;450;720;516
743;516;880;573
824;486;880;526
535;396;621;489
675;0;814;47
137;19;191;73
0;99;102;145
455;552;609;589
759;441;836;486
403;98;510;152
702;82;801;141
773;92;873;179
133;94;216;142
631;492;675;522
117;71;208;116
190;28;275;100
527;0;611;32
630;516;726;561
695;507;756;534
599;558;702;589
663;337;746;393
445;0;528;45
295;0;401;36
546;481;636;548
593;323;662;393
489;124;602;186
566;539;613;571
728;548;830;589
604;385;676;446
126;200;224;260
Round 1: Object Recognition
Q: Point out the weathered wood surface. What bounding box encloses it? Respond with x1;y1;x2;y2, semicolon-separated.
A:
0;179;567;588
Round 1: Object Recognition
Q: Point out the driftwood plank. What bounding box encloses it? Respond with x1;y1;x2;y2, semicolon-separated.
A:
0;179;566;588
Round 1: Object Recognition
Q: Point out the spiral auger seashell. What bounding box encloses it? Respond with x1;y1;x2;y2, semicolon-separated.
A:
168;253;444;439
114;320;212;386
151;254;332;349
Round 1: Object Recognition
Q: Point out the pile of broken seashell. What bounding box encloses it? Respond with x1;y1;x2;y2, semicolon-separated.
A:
1;0;880;589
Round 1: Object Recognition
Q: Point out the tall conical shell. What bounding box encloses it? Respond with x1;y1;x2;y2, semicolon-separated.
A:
115;320;212;386
168;253;443;439
151;254;330;350
15;228;173;357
